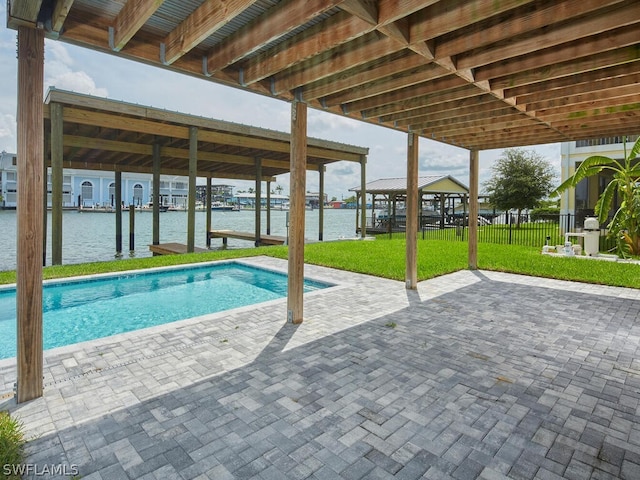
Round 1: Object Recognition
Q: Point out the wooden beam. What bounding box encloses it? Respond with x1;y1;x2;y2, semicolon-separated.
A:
456;2;640;71
16;26;45;403
410;0;536;43
9;0;44;23
468;150;479;270
273;34;400;95
205;0;343;74
241;11;374;86
303;52;425;101
162;0;255;65
435;0;623;59
111;0;165;51
324;63;448;108
287;99;307;325
476;25;639;84
51;0;75;33
50;102;63;265
406;133;418;289
350;75;468;116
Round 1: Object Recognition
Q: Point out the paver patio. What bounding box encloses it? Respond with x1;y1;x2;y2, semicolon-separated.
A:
2;256;640;479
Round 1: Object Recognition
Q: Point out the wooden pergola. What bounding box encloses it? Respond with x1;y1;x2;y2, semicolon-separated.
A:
43;88;368;260
7;0;640;402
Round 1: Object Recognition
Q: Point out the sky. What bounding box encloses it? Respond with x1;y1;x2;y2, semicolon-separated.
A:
0;6;561;201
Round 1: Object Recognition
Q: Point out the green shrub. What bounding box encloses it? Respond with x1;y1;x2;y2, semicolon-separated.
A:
0;411;26;480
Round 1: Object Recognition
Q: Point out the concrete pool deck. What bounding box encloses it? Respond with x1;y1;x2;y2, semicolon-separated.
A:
2;256;640;479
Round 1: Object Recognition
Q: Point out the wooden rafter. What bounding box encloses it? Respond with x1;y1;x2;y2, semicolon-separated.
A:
111;0;165;52
161;0;255;65
8;0;640;150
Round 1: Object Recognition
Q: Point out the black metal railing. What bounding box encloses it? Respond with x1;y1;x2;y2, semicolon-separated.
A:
365;212;617;251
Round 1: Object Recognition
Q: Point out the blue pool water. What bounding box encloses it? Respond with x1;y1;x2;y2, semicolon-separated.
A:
0;262;330;360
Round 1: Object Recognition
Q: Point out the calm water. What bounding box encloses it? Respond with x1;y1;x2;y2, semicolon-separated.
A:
0;262;330;359
0;208;359;271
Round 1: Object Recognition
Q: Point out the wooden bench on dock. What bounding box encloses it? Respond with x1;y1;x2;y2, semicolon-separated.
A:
149;242;208;255
209;229;286;246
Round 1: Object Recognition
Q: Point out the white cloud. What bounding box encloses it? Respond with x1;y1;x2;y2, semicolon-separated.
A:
44;42;108;97
0;113;17;152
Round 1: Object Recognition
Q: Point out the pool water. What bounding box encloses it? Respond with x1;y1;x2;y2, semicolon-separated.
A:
0;262;329;359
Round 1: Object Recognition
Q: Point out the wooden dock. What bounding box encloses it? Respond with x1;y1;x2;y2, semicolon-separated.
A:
149;243;208;255
209;229;286;246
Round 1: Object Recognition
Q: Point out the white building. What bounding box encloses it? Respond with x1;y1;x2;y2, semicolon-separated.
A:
559;136;639;227
0;151;191;209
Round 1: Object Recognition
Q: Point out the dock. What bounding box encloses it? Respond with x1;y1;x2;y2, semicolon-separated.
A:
149;243;208;255
209;229;286;246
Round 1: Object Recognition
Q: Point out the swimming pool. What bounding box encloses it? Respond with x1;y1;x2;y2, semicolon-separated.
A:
0;262;331;360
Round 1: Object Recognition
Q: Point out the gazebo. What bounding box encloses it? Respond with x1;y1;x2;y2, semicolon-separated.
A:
6;0;640;402
350;176;469;233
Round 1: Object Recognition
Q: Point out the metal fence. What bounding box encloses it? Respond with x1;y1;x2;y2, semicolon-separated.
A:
367;213;617;251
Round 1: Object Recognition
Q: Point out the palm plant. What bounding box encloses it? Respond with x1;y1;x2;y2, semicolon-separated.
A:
554;136;640;256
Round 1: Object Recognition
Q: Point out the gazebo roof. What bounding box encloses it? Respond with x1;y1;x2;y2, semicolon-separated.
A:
44;88;368;181
9;1;640;151
351;175;468;194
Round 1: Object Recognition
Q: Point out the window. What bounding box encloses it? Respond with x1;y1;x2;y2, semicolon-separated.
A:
133;183;143;206
81;181;93;205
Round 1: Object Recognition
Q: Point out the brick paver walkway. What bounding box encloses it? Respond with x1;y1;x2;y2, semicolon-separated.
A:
2;257;640;479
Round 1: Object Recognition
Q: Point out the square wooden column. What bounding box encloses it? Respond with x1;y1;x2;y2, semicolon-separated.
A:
255;158;262;247
16;26;45;403
50;102;63;265
187;127;198;252
287;99;307;324
405;133;418;289
115;170;123;256
469;150;479;269
318;165;324;241
206;176;212;248
152;143;161;246
359;156;367;238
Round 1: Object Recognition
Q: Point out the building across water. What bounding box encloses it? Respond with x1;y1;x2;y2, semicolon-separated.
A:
0;150;234;209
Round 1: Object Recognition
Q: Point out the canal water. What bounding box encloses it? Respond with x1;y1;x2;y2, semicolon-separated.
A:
0;208;360;272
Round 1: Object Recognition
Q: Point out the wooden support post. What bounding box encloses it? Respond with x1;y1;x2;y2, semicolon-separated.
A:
206;177;212;248
51;102;63;265
287;99;307;324
115;171;122;257
469;150;479;269
406;133;418;290
16;26;45;403
129;204;135;254
266;181;271;235
42;130;49;267
255;157;262;247
318;165;325;241
187;126;197;252
360;155;367;238
152;143;161;246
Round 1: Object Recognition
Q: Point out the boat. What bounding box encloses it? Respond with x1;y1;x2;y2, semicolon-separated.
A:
212;202;238;211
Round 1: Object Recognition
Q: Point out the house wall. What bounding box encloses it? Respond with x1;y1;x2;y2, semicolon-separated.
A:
0;151;190;208
559;138;637;220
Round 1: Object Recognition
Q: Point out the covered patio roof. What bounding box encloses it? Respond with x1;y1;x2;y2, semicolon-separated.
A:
44;88;368;182
351;176;468;195
8;0;640;150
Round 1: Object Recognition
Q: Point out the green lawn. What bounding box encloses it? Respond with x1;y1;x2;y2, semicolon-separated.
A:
1;238;638;289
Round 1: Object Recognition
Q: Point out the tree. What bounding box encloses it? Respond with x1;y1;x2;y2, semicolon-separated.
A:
554;136;640;257
483;148;556;227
